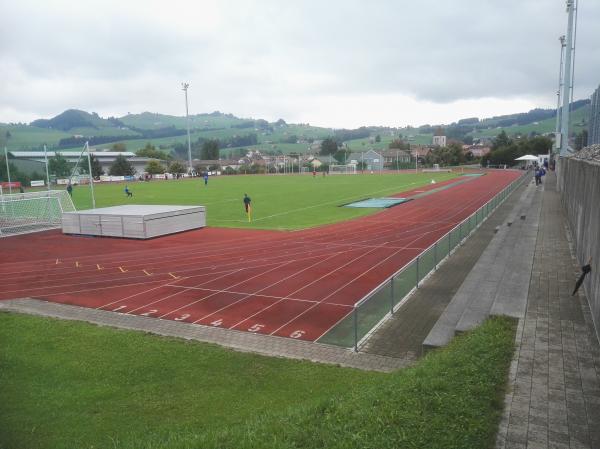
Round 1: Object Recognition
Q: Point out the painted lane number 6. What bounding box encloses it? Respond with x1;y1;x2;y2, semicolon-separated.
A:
290;330;305;339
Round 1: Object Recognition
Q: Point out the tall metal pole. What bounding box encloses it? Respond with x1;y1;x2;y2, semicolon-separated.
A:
86;142;96;209
554;36;566;153
182;83;193;175
4;146;12;194
415;150;418;174
560;0;576;156
43;144;51;190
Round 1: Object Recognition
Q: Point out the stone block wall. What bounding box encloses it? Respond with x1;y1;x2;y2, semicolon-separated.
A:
559;157;600;340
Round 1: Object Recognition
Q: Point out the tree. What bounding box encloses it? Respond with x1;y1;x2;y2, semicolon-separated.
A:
492;130;511;151
168;161;187;174
319;138;338;156
48;152;71;177
201;140;220;160
145;160;165;175
137;143;169;160
375;134;381;143
389;139;408;150
109;154;135;176
111;143;127;152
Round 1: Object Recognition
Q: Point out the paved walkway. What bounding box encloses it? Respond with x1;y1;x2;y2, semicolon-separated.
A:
496;172;600;449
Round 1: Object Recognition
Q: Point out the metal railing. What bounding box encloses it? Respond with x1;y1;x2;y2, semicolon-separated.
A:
317;172;529;350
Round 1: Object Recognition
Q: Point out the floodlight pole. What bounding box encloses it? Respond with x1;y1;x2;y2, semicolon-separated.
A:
182;82;193;175
43;144;51;190
554;36;566;153
4;146;12;194
559;0;576;156
415;151;418;174
86;142;96;208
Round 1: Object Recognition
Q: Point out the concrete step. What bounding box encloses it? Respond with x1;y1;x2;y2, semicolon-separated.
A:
423;182;538;351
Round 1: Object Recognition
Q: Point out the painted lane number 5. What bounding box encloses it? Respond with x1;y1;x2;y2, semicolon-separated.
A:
248;324;265;332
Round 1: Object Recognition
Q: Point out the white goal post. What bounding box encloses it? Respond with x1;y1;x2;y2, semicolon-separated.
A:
0;190;76;238
328;164;357;175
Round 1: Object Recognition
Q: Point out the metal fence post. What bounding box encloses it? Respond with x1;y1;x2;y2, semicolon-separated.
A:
416;256;420;288
353;308;358;352
390;278;395;313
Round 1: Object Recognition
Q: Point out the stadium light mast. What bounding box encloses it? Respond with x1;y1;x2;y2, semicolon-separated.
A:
86;142;96;208
559;0;577;156
182;82;193;175
43;144;51;190
554;35;566;153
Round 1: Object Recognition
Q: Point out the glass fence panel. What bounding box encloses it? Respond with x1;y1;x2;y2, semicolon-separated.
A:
392;261;417;308
436;235;450;261
354;282;393;344
417;246;435;283
316;311;355;348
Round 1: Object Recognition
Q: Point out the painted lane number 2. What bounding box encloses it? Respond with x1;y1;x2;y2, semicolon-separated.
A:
140;309;158;316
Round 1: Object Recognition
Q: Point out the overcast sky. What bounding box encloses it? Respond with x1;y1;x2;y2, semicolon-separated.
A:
1;0;599;128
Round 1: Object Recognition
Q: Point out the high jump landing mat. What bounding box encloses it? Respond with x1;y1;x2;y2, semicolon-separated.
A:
62;205;206;239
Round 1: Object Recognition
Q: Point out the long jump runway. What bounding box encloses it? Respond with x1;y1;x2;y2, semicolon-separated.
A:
0;170;521;343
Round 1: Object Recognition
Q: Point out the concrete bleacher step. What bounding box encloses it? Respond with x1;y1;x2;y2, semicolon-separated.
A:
490;188;542;318
454;187;538;333
422;182;539;351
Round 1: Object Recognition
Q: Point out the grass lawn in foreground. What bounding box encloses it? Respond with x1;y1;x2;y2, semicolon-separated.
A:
0;312;515;449
71;172;458;230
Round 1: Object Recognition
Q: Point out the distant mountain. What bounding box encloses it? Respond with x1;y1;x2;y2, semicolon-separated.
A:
31;109;123;131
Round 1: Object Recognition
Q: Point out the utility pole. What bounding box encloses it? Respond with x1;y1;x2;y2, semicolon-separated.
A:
182;83;193;174
560;0;577;156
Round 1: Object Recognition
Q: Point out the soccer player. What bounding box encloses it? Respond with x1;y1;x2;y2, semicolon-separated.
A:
243;193;252;222
125;185;133;197
204;172;209;186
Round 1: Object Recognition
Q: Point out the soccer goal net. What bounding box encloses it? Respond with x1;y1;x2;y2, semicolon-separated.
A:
0;190;76;238
329;164;357;175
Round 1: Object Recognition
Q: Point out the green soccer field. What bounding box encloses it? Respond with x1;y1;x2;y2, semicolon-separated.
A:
71;172;458;230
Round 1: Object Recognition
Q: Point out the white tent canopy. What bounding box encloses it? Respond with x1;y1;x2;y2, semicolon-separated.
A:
514;154;539;161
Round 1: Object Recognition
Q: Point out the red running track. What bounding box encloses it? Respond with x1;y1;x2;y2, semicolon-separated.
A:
0;170;521;342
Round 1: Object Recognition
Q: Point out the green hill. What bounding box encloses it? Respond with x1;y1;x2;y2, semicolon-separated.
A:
0;100;590;154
